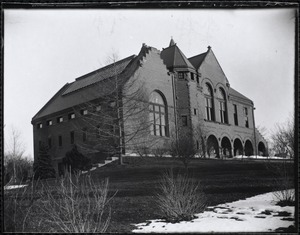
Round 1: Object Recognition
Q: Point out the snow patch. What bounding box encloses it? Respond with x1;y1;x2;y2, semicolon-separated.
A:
133;190;295;233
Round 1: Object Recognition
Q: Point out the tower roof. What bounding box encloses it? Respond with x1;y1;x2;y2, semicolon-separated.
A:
161;40;195;70
169;37;175;47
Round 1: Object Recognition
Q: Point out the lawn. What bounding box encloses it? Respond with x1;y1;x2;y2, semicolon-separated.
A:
88;157;294;233
4;156;295;233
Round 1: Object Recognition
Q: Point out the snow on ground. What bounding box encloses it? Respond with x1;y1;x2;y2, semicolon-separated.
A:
4;184;28;190
233;155;292;160
132;190;295;233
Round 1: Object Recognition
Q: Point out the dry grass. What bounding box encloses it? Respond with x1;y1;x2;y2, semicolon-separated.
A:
35;170;113;233
157;169;206;223
4;170;113;233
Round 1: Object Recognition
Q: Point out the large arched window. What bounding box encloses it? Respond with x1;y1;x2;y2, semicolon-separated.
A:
149;91;168;137
204;83;215;121
217;88;228;124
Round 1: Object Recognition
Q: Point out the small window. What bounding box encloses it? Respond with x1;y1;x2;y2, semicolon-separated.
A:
96;125;101;138
47;120;52;126
57;116;63;123
68;113;75;120
58;135;62;147
178;72;184;80
81;109;88;115
95;105;101;111
182;115;188;126
82;128;87;142
190;73;194;81
110;101;116;107
48;137;52;148
37;123;43;129
70;131;75;144
196;75;199;84
194;108;197;115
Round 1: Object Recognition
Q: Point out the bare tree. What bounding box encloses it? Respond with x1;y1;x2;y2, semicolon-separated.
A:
70;54;152;165
4;126;31;184
270;115;294;159
193;123;207;158
169;131;198;169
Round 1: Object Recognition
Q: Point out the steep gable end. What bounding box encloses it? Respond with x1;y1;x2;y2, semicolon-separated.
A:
199;48;229;85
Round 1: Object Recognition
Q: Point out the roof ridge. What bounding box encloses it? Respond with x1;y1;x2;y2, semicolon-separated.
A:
75;54;136;81
188;51;207;60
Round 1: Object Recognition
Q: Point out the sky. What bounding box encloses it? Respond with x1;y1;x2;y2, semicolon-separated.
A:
4;8;295;159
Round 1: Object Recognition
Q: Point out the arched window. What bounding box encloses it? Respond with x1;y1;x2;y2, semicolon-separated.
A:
217;88;228;124
149;91;168;137
204;83;215;121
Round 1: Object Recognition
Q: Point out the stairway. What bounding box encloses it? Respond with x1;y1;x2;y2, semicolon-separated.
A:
81;156;119;174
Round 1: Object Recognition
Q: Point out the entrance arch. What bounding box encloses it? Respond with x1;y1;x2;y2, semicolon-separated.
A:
233;138;243;156
258;142;266;156
207;135;219;158
244;140;253;156
221;137;232;158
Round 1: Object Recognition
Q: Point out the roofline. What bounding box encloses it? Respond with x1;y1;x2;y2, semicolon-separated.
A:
188;51;207;60
75;54;136;82
32;83;70;122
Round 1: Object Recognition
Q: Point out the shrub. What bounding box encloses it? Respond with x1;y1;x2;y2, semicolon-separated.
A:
266;160;295;206
157;169;206;223
62;145;92;172
36;170;113;233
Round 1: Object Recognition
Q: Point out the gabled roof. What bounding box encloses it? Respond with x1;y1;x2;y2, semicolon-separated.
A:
32;55;138;121
32;45;153;121
161;40;195;70
63;55;135;95
229;87;253;104
188;52;207;70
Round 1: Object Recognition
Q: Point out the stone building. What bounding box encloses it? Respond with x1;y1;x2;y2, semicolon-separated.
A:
32;39;267;173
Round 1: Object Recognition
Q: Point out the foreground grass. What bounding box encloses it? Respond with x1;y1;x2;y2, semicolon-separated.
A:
89;157;294;233
4;157;294;233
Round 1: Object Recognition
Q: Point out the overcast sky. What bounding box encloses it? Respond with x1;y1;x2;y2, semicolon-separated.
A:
4;8;295;158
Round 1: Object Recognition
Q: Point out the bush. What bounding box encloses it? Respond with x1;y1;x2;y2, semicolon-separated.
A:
266;160;295;206
62;145;92;172
157;169;206;223
36;171;112;233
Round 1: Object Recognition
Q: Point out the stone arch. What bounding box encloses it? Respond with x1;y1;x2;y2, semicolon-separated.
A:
233;138;243;156
221;136;232;158
258;141;266;156
206;135;219;158
244;140;253;156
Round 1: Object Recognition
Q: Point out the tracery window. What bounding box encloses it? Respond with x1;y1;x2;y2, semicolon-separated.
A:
204;83;215;121
149;91;168;137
